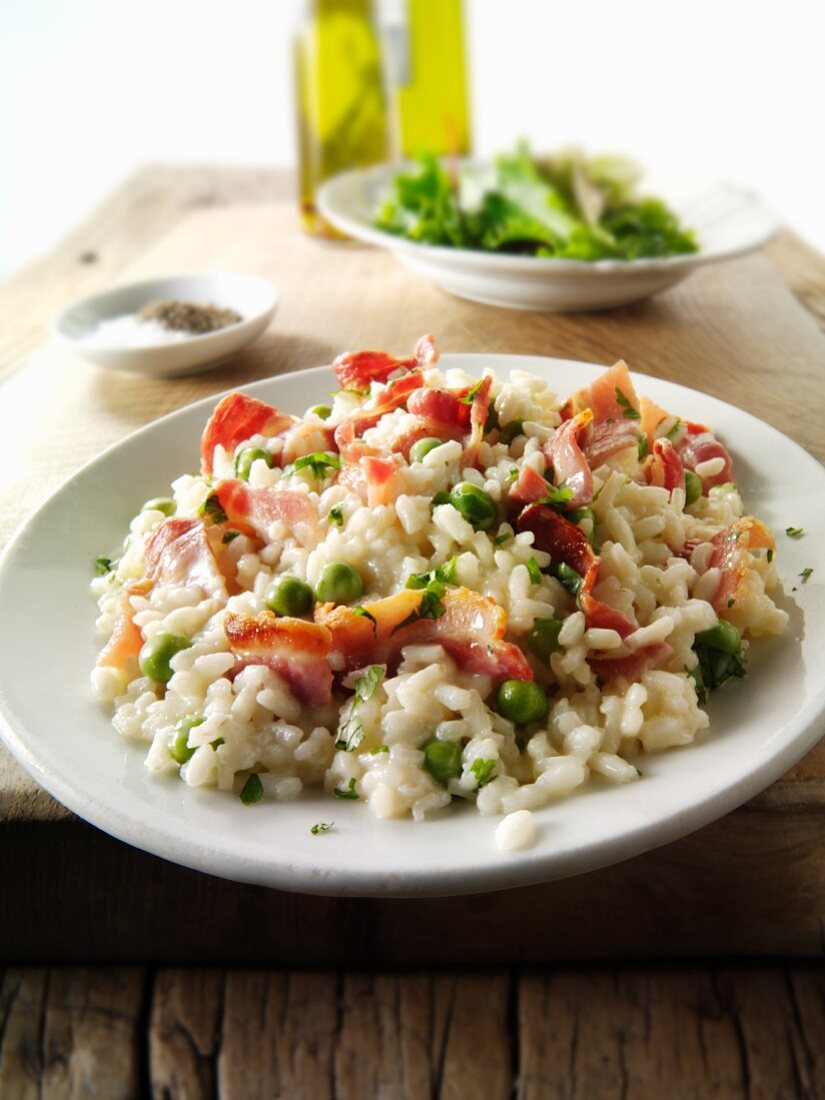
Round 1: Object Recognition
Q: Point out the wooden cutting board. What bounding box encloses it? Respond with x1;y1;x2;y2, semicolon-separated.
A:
1;168;824;960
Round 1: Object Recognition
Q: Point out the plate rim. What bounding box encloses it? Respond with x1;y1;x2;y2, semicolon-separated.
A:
0;353;822;897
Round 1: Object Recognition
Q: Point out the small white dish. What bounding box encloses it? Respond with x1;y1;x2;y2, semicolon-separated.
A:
53;272;279;377
317;163;781;311
0;355;821;897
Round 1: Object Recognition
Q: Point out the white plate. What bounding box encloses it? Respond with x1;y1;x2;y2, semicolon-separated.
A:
53;272;279;377
317;164;780;311
0;355;822;897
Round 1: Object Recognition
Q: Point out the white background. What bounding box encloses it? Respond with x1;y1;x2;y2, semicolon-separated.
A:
1;0;822;282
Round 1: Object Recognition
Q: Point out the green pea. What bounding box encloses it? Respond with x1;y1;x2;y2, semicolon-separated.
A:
315;562;364;604
495;679;548;725
265;575;314;617
139;632;191;684
235;447;274;481
141;497;176;516
695;619;742;655
684;470;703;507
409;437;444;463
527;618;564;660
310;404;332;420
448;482;497;531
422;738;463;786
169;715;205;765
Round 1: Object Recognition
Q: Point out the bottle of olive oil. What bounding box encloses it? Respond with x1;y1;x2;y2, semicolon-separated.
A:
294;0;391;236
380;0;471;157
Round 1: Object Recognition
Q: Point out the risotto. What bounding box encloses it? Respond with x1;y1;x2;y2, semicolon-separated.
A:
91;336;787;834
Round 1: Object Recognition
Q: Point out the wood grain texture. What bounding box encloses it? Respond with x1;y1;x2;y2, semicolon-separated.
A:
2;964;825;1098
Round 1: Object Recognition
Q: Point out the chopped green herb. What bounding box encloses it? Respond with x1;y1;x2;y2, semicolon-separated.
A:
637;435;649;462
692;619;747;697
553;561;584;598
459;379;485;405
335;665;386;750
240;774;263;805
665;417;682;440
393;578;447;634
727;599;735;608
432;490;451;505
614;387;640;419
538;484;574;510
767;549;774;563
310;821;334;835
471;758;497;788
353;606;378;634
330;387;369;398
406;558;459;590
292;452;341;480
198;493;228;525
786;527;804;539
492;530;513;547
211;737;225;750
328;505;344;526
222;530;241;544
333;778;359;800
800;568;813;583
370;745;390;755
526;557;543;585
508;467;519;482
94;555;114;576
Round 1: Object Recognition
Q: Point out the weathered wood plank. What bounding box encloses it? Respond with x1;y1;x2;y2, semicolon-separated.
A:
149;969;223;1100
0;969;48;1100
518;965;825;1099
218;971;338;1100
40;968;145;1099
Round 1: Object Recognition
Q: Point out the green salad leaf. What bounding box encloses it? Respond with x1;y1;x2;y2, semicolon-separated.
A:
375;144;697;262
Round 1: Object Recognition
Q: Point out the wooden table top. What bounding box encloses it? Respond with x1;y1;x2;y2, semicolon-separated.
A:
2;165;825;1099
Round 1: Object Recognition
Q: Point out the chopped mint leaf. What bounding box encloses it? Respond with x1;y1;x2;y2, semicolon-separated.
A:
198;493;228;525
637;435;648;462
786;526;804;539
665;417;682;440
767;549;774;563
538;484;574;510
95;556;114;576
336;666;385;750
492;530;513;547
328;505;344;526
310;821;334;835
353;606;378;634
800;567;813;583
292;452;341;480
222;531;241;544
333;778;359;800
459;379;485;405
614;387;640;419
330;387;369;398
370;745;390;755
526;557;543;585
240;774;263;805
393;578;447;634
471;758;497;788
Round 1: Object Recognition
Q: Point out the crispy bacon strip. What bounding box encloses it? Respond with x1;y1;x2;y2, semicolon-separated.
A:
224;611;333;706
509;464;549;507
545;409;594;507
361;455;403;507
708;517;775;615
334;370;425;455
587;643;673;683
644;438;685;493
566;360;641;423
407;387;472;430
201;394;295;475
678;423;734;491
98;519;226;670
316;586;533;681
332;334;439;390
464;376;494;466
214;481;320;548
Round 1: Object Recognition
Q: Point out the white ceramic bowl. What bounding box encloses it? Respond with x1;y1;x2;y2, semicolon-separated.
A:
317;163;780;311
53;272;279;377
